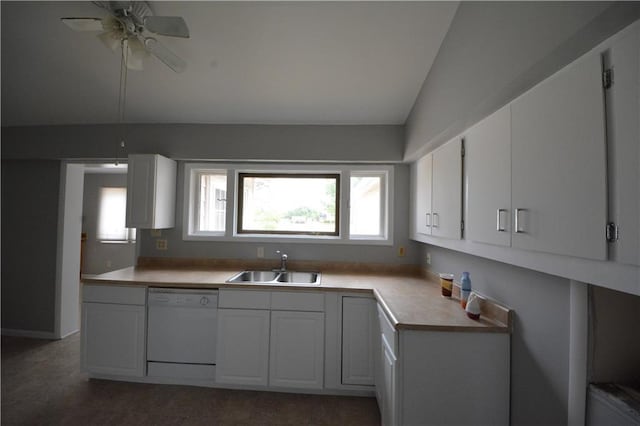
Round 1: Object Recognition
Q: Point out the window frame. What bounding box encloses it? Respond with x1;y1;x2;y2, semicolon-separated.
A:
183;162;393;245
237;172;341;237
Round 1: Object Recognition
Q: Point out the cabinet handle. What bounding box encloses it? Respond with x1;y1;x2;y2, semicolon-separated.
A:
432;213;439;228
496;209;507;232
425;213;431;227
514;208;525;233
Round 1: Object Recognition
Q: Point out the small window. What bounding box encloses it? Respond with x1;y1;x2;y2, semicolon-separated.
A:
187;168;228;236
349;172;387;239
237;173;340;236
98;187;136;242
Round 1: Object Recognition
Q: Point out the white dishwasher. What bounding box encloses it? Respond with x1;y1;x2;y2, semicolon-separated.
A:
147;288;218;380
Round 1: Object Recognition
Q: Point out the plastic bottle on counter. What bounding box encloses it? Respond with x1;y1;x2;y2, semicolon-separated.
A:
460;272;471;309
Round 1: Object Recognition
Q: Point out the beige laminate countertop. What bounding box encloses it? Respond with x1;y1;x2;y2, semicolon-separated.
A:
82;267;511;333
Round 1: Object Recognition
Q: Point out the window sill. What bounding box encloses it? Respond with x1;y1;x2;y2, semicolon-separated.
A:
98;240;136;245
182;233;392;246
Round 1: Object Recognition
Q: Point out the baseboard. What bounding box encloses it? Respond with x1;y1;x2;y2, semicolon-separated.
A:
1;328;58;340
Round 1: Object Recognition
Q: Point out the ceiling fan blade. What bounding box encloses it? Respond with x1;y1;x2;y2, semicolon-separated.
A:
143;37;187;73
144;16;190;38
61;17;104;31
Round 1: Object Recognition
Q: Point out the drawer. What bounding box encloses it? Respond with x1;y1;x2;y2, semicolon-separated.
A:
218;289;271;309
377;303;397;356
271;291;324;312
83;284;146;305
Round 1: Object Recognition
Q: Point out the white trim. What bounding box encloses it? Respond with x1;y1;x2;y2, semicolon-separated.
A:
568;280;589;426
1;328;59;340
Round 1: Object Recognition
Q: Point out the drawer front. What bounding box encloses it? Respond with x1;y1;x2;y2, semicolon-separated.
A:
218;289;271;309
83;285;146;305
271;291;324;312
377;303;397;356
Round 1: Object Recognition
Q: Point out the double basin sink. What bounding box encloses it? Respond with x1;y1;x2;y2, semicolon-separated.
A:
226;270;321;287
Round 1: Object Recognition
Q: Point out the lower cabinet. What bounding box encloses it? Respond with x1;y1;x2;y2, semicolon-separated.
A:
81;285;146;377
215;289;325;390
269;310;324;389
216;308;270;386
376;303;510;426
342;296;376;386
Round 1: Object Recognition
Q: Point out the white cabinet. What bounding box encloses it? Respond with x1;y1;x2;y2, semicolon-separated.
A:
269;310;324;389
431;137;463;240
216;308;270;386
341;296;375;386
511;51;608;260
126;154;177;229
375;303;510;426
411;153;433;237
604;23;640;266
411;137;463;242
216;289;325;390
465;105;512;247
81;285;146;377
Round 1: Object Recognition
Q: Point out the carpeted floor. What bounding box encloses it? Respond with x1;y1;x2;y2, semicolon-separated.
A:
1;333;380;425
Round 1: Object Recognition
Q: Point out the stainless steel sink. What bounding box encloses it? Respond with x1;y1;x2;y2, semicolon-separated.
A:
226;270;321;286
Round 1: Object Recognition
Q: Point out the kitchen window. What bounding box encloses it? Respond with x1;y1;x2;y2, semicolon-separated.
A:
183;163;393;244
97;187;136;242
237;173;339;236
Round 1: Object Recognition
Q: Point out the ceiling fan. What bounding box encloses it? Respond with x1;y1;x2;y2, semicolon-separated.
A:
62;1;189;73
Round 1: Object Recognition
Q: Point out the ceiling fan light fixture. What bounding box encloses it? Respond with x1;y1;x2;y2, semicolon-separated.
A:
61;17;104;32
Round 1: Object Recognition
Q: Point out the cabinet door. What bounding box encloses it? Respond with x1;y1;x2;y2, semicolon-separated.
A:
126;154;156;228
411;153;433;237
269;310;324;389
81;302;145;377
216;309;270;386
465;105;512;247
342;297;375;386
511;52;607;260
381;340;397;426
605;24;640;265
431;138;463;240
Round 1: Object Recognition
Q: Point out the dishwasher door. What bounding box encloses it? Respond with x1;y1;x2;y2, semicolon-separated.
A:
147;289;218;365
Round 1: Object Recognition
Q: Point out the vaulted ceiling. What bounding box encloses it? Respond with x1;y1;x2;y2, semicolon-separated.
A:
1;1;458;127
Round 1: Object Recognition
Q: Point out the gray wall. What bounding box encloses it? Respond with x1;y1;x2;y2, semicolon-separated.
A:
1;160;60;333
405;1;640;160
82;173;136;275
1;123;404;163
139;162;420;265
422;244;571;425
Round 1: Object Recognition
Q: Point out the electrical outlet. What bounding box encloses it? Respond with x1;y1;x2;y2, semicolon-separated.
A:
257;246;265;258
426;252;431;265
398;246;405;257
156;239;168;250
150;229;162;237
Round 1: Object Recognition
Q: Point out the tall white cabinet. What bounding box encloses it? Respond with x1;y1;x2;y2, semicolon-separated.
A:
126;154;177;229
511;52;607;260
411;153;433;237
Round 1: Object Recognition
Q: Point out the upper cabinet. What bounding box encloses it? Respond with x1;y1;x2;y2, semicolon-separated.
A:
431;137;463;240
410;153;433;238
411;137;463;241
511;52;607;260
126;154;177;229
465;105;512;247
604;24;640;266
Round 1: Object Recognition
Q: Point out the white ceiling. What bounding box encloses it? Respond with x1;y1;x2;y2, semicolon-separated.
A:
1;1;458;126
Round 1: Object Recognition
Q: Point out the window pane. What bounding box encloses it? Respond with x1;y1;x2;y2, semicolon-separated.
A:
197;173;227;232
98;187;135;241
350;175;382;237
238;174;339;235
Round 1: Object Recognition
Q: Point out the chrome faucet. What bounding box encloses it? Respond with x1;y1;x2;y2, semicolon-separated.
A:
276;250;288;272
